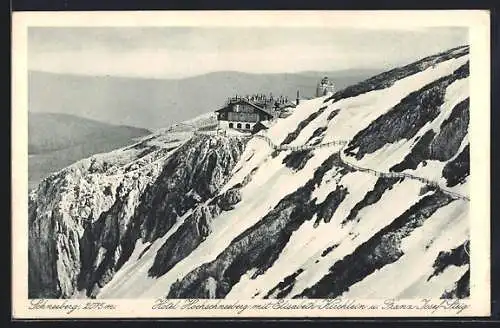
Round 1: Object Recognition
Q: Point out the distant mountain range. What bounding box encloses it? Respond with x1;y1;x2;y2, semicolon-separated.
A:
28;69;381;130
27;69;379;188
28;112;151;189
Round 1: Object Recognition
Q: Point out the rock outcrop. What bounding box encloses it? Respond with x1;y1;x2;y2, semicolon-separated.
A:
345;62;469;160
28;134;246;298
167;153;350;298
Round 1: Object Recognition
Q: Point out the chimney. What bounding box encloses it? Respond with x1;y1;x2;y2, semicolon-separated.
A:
296;90;300;105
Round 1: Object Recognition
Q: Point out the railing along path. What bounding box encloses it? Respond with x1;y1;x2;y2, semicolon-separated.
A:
246;134;469;202
77;127;469;224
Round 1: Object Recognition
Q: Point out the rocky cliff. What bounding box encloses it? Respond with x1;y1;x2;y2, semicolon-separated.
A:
29;45;470;300
29;134;246;298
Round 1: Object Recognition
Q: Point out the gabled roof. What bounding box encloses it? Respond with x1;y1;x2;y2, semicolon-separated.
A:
216;98;274;117
255;120;272;128
280;102;296;109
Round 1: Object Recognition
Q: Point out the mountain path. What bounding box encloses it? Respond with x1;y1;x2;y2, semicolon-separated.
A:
78;127;468;224
195;130;469;202
251;134;470;202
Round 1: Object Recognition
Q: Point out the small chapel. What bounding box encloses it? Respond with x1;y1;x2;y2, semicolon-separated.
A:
316;76;335;97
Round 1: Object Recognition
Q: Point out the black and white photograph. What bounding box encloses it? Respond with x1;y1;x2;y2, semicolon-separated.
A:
12;10;490;318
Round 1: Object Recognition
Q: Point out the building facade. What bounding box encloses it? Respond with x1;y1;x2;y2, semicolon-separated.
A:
216;96;275;131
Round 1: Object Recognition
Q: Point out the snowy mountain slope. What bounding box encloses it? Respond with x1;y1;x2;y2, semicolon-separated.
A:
28;45;470;300
29;132;247;298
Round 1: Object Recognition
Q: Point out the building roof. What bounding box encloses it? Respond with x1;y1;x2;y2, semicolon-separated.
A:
216;98;274;117
280;102;296;109
256;120;272;128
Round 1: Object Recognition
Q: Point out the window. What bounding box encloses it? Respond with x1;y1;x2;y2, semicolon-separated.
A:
229;122;233;128
237;123;242;129
228;112;258;122
245;123;251;129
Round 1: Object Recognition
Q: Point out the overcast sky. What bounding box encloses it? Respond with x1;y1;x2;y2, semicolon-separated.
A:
28;27;468;79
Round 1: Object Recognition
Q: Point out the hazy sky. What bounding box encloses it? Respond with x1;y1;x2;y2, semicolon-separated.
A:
28;27;468;79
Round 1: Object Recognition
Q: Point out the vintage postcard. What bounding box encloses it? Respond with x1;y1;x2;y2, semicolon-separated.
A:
12;10;491;318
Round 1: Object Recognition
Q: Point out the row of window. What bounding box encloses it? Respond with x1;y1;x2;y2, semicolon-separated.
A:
227;112;259;122
233;104;253;113
229;122;251;129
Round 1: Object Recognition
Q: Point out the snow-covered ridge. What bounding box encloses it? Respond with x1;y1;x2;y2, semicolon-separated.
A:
29;45;470;300
229;134;468;201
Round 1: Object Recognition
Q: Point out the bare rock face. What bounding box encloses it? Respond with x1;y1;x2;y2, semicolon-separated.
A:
28;134;246;298
296;191;455;299
217;188;242;211
391;98;469;172
325;45;469;103
148;186;243;278
345;62;469;160
442;145;470;187
281;106;328;146
147;203;221;278
167;153;350;299
342;177;401;225
282;150;314;171
441;269;470;299
200;276;218;299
